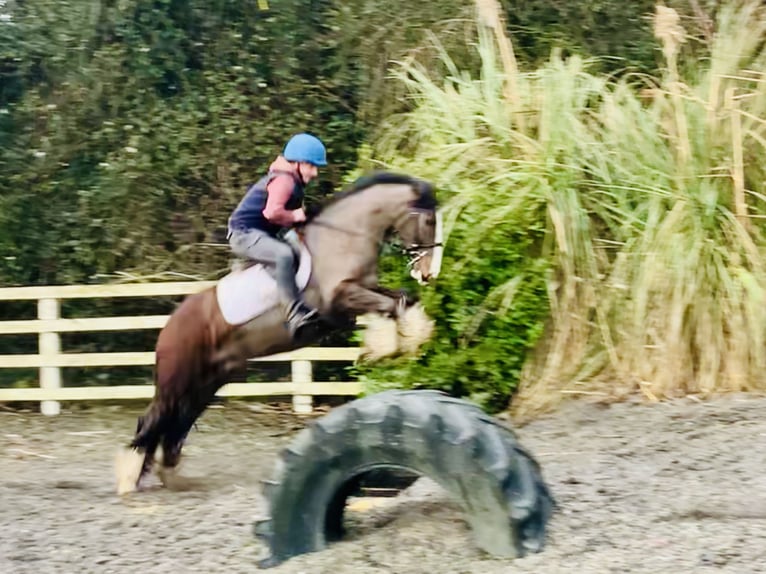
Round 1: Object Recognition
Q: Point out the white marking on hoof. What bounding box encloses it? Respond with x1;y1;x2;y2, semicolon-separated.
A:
114;448;145;496
360;314;399;361
396;303;434;354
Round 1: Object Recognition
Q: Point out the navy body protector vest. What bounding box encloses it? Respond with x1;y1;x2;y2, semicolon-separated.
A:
228;170;305;237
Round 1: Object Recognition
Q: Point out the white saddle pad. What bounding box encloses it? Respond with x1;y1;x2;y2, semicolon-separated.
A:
215;244;313;326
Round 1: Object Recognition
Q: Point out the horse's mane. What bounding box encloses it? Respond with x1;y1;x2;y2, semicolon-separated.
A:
306;171;436;222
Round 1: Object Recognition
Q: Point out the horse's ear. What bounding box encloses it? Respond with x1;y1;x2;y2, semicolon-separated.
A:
414;180;437;210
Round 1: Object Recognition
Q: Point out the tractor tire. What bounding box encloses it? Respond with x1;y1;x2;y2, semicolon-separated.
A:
254;389;554;568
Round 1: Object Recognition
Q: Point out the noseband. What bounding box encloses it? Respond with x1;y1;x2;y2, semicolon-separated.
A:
396;209;443;274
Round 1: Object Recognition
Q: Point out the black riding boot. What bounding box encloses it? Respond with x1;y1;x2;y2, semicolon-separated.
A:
275;253;320;338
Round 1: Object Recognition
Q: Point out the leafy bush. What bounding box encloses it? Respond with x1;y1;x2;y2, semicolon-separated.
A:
355;199;550;412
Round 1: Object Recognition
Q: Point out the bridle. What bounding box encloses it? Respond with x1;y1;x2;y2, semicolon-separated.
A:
394;209;442;275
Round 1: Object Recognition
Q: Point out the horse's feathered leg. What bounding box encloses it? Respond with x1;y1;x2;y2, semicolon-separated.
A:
115;336;185;495
371;286;418;307
154;371;226;490
130;401;165;474
159;415;192;469
331;280;401;317
115;400;166;495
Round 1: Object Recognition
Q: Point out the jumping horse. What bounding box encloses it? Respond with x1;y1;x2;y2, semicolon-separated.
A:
115;172;443;494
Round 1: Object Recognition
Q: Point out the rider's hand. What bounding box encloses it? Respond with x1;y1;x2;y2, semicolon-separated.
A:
304;202;322;219
292;208;307;223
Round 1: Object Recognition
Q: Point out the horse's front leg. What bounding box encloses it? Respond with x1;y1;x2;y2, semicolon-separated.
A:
331;281;403;318
372;286;418;308
332;281;433;360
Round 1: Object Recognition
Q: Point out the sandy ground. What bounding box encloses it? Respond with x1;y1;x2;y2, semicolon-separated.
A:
1;393;766;574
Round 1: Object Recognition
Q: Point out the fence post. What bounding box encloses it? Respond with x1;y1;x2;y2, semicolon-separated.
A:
291;359;313;414
38;298;61;416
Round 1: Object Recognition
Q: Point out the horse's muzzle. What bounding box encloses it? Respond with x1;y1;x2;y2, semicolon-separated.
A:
407;246;438;284
410;266;430;285
408;245;443;284
408;210;444;285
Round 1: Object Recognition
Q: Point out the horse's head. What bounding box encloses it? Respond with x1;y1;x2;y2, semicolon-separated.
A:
380;176;442;285
307;172;444;285
394;204;444;285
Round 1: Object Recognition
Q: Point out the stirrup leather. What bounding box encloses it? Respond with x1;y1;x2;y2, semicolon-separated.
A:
285;300;321;336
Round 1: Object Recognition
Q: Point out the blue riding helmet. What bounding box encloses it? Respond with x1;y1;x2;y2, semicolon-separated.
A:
282;133;328;166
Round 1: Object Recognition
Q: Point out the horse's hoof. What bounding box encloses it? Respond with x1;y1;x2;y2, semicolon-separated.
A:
156;464;176;487
257;556;283;570
116;482;136;496
396;303;434;354
360;314;399;360
156;465;200;491
114;447;144;496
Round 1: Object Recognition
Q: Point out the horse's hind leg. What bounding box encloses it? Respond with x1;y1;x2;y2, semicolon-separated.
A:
156;409;200;490
115;402;165;495
134;413;163;484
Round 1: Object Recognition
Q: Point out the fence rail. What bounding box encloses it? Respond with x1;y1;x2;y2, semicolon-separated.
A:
0;281;364;415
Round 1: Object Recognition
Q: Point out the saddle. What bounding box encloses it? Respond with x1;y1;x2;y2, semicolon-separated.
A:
215;242;313;326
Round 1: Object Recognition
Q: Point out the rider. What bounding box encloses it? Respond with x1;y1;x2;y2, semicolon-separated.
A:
227;132;326;337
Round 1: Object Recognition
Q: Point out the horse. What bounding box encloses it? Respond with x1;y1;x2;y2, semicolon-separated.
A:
115;172;443;494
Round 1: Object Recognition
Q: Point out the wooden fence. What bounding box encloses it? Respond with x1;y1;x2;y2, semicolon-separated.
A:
0;282;363;416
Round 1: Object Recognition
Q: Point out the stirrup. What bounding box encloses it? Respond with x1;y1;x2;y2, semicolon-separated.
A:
286;302;321;337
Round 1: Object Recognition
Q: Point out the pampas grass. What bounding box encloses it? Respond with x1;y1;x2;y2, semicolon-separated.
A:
370;1;766;417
